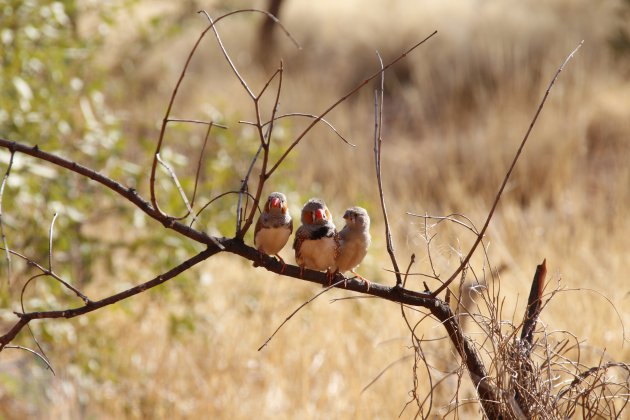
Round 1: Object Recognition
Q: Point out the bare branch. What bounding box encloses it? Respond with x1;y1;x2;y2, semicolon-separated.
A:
156;153;193;216
241;113;355;147
4;345;55;375
0;138;224;249
0;247;217;350
189;122;213;213
191;190;260;229
166;118;227;129
258;278;345;351
266;30;438;177
238;62;285;237
236;144;263;236
431;40;584;298
374;50;402;287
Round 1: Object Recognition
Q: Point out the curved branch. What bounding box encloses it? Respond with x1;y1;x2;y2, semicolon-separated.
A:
0;247;217;350
241;113;355;147
0;138;224;250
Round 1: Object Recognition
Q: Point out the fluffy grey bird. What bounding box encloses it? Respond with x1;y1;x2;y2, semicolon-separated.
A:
254;192;293;271
334;206;371;289
293;198;339;279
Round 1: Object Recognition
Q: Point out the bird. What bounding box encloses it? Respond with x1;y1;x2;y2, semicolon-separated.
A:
334;206;371;290
254;192;293;272
293;198;339;281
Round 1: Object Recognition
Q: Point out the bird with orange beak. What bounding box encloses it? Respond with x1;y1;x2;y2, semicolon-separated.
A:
293;198;339;280
254;192;293;271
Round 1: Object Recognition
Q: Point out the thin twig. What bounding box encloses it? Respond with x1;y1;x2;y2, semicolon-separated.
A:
431;40;584;298
0;138;225;249
166;118;228;129
236;144;263;236
258;279;346;351
374;50;402;287
192;190;260;229
361;355;412;394
189;122;213;214
5;345;55;375
0;247;218;350
266;30;438;177
48;212;58;271
200;10;255;99
240;113;355;147
156;153;193;216
238;63;285;237
407;212;480;236
0;149;15;283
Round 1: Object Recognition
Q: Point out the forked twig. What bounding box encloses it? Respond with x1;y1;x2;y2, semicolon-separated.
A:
240;113;355;147
238;62;284;237
45;214;90;303
150;8;296;218
431;40;584;298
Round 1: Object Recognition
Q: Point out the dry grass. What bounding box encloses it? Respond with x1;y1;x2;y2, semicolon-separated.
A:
2;0;630;418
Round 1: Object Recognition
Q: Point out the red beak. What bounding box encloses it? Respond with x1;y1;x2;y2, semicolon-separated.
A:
270;197;281;208
315;208;325;220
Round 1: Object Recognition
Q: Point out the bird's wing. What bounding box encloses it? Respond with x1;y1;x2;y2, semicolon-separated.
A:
253;216;264;247
293;225;308;258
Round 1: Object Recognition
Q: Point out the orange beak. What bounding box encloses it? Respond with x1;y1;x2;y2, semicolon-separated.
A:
270;197;281;208
314;208;325;220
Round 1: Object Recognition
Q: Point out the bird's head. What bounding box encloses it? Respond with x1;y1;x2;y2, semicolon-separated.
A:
343;206;370;230
265;192;288;215
301;198;332;226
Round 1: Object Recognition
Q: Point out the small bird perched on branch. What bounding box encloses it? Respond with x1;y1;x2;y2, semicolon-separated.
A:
254;192;293;272
293;198;339;281
334;206;372;289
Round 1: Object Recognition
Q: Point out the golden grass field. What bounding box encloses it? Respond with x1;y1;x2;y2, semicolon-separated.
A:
2;0;630;418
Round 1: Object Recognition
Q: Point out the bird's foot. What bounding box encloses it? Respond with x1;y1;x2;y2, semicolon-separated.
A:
351;270;371;291
275;254;287;274
326;270;336;287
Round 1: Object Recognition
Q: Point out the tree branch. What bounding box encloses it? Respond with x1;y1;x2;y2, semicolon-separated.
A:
0;138;224;250
0;247;217;350
431;40;584;298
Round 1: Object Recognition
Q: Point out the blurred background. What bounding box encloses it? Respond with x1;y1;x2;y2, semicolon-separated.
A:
1;0;629;418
